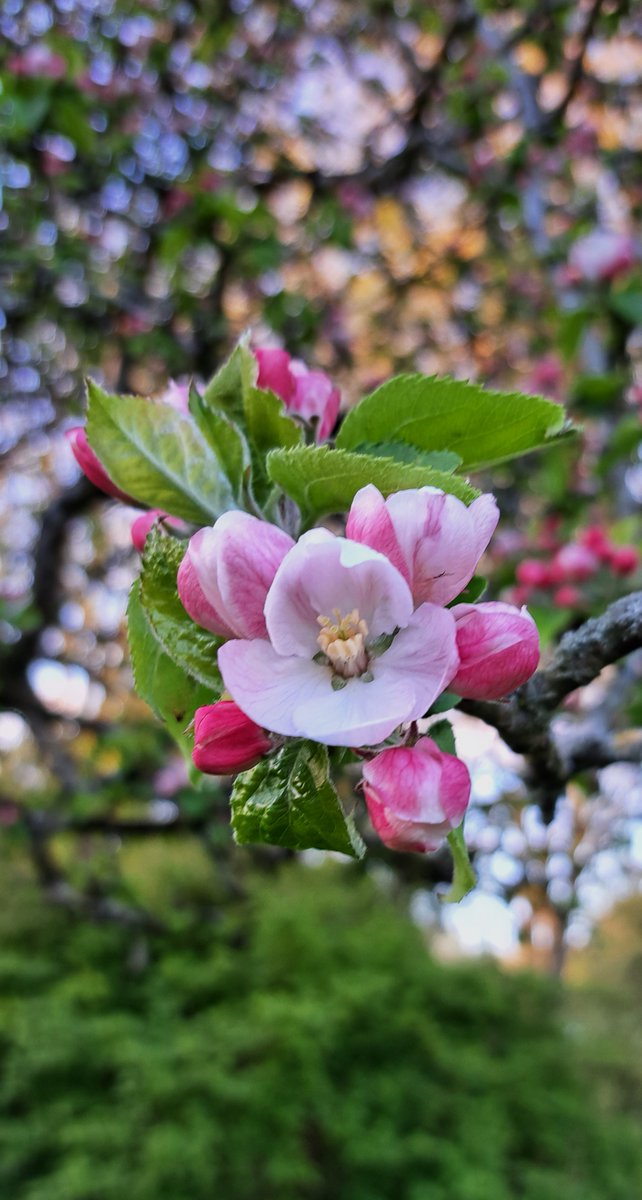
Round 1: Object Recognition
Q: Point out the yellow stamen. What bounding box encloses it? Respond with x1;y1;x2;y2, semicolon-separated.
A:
316;608;370;678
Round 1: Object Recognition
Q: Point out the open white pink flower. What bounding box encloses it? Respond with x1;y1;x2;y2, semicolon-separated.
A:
217;529;459;747
346;484;499;606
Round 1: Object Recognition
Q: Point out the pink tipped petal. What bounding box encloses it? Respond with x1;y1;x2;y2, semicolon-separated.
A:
66;427;134;503
351;486;499;608
186;514;293;640
213;512;295;639
468;493;500;563
346;485;410;584
450;601;540;700
374;603;459;720
254;348;294;404
405;491;499;606
362;739;471;853
177;537;233;636
265;531;413;659
218;639;331;738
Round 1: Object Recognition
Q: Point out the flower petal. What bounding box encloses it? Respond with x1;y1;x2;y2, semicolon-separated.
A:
374;602;459;719
189;513;294;640
293;671;417;747
346;484;410;584
214;512;295;639
218;639;331;738
265;531;413;659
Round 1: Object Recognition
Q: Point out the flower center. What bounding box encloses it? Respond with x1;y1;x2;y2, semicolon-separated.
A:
317;608;370;679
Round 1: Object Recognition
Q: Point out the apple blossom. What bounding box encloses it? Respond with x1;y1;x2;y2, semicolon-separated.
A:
177;512;294;638
449;601;539;700
362;738;471;853
193;702;272;775
346;484;499;607
218;529;459;747
254;347;340;442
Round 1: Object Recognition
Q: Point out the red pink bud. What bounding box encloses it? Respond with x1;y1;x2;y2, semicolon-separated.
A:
608;546;639;575
362;737;471;854
516;559;551;588
449;602;539;700
192;701;272;775
254;347;340;442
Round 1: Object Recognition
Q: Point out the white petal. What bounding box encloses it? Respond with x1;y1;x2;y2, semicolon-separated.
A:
218;639;331;738
374;603;459;719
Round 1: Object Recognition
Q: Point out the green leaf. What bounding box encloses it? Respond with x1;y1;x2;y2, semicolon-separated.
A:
188;384;251;503
267;445;479;525
449;575;487;606
127;581;212;753
426;693;460;717
139;526;223;694
337;374;573;471
86;381;236;524
243;386;303;502
428;719;457;756
443;823;476;904
231;740;365;858
354;443;462;472
201;338;257;422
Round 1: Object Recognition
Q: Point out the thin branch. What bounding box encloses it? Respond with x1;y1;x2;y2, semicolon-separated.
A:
461;591;642;817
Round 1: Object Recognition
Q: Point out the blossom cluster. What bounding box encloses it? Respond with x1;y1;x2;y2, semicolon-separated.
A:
67;350;540;857
180;484;539;854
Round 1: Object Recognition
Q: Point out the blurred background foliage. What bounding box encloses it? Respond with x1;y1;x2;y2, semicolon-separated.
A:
2;0;642;1194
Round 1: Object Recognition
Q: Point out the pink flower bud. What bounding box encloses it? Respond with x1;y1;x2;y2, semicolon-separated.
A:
289;362;341;442
580;525;611;558
254;347;340;442
554;585;581;608
449;601;539;700
254;348;295;404
130;509;191;554
516;559;551;589
552;542;598;583
66;426;135;503
608;545;639;575
362;738;471;854
192;702;272;775
131;510;164;553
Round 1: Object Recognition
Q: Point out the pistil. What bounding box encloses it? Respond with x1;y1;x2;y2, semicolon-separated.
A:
317;608;370;678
